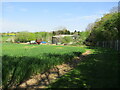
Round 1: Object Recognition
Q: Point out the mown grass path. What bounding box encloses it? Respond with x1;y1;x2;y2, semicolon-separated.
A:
48;47;120;88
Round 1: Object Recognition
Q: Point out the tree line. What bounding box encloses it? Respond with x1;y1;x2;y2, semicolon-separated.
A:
13;28;86;44
84;6;119;46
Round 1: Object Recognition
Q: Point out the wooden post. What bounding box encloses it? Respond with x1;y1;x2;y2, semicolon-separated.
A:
110;41;112;48
117;40;119;51
105;41;106;48
103;41;104;47
97;42;99;46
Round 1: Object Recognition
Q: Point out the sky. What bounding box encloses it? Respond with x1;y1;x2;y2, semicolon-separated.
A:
1;2;118;33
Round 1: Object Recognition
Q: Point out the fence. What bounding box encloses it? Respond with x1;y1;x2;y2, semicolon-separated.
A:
96;40;120;51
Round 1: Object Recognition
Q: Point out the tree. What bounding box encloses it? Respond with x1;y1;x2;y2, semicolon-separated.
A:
85;12;119;46
60;36;73;44
78;31;90;45
53;28;71;35
78;31;80;35
35;32;53;42
86;23;96;32
52;31;56;35
15;31;35;42
110;6;118;13
74;30;77;33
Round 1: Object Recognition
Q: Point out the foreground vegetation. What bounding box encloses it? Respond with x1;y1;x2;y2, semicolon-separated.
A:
48;47;120;88
2;43;85;88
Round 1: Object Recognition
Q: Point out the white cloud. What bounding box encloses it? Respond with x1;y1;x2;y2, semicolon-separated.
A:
96;10;109;15
3;3;15;12
3;3;28;12
58;14;103;31
5;5;14;10
1;19;60;32
62;14;102;22
2;19;43;32
1;13;103;33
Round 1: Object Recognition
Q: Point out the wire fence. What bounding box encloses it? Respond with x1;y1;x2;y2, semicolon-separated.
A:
96;40;120;51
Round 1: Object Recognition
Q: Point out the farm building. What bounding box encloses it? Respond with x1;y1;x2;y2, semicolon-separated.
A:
52;35;76;44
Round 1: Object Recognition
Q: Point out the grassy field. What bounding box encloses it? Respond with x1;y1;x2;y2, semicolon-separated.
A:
2;43;86;88
1;36;11;42
48;47;120;88
2;42;120;88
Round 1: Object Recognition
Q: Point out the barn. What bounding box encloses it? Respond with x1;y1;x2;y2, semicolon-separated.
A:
52;35;75;44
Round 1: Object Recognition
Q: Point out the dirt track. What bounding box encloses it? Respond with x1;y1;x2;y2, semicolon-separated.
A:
18;50;91;89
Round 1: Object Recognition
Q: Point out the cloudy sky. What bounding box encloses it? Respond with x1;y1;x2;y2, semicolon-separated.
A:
1;1;118;32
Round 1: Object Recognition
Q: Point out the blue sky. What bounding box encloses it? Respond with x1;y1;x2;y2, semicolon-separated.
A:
2;2;118;32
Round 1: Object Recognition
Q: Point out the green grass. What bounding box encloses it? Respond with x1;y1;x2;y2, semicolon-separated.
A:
2;43;86;88
2;43;85;56
48;47;120;88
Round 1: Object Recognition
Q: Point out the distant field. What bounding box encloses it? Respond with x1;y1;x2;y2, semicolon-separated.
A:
2;43;86;88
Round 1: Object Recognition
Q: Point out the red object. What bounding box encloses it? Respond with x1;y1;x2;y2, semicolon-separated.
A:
36;39;42;44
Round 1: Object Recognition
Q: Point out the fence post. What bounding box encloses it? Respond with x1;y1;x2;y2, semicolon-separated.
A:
109;41;111;48
103;41;104;47
110;41;112;48
105;41;106;48
117;40;119;51
97;40;119;51
118;40;120;51
104;41;106;47
97;41;99;46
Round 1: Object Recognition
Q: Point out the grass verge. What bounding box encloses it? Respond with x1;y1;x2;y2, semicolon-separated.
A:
48;47;120;88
